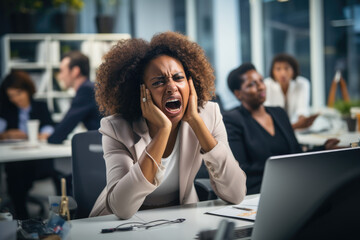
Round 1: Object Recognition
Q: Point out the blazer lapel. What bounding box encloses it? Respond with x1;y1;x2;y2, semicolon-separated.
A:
269;108;296;152
178;121;198;203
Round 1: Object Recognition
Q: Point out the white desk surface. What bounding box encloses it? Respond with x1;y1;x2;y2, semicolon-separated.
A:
0;141;71;163
70;195;258;240
296;131;360;147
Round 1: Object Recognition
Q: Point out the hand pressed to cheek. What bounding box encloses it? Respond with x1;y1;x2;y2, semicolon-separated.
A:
140;84;172;130
183;78;199;123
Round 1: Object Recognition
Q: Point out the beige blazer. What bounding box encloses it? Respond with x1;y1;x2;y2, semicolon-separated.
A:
90;102;246;219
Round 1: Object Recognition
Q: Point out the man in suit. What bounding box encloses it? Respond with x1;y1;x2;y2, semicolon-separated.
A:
48;51;101;144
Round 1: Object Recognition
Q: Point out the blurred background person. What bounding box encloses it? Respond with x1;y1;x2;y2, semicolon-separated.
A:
224;63;339;195
47;51;101;144
0;71;54;140
264;53;318;130
0;70;56;219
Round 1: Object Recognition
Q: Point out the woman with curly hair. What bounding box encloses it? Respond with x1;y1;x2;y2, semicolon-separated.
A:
90;32;246;219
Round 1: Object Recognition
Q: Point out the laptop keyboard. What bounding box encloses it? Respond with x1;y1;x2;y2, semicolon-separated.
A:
234;227;253;239
195;226;253;239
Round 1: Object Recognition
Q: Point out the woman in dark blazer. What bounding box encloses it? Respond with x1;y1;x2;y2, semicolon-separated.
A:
0;71;56;219
223;63;339;195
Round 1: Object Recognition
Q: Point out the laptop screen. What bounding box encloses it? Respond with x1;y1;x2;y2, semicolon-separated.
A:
252;147;360;240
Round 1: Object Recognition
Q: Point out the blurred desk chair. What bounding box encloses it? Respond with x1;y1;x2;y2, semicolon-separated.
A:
71;130;106;219
195;163;218;201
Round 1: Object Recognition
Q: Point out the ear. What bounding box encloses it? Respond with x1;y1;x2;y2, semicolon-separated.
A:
71;66;81;78
233;89;242;101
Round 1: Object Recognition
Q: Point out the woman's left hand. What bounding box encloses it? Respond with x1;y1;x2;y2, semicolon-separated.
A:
183;78;200;125
183;78;217;153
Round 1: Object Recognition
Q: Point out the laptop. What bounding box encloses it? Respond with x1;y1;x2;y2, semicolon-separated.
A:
205;147;360;240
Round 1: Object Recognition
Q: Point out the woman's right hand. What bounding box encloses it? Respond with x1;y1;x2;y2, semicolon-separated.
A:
140;84;172;130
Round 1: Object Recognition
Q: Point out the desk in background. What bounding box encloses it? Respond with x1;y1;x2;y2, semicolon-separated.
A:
295;131;360;147
0;141;71;163
0;141;72;206
70;195;258;240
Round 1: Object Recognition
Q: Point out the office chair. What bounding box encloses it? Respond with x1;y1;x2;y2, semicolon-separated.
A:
195;163;218;201
71;130;106;219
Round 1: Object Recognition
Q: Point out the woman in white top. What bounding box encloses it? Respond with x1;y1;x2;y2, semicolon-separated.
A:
264;53;317;129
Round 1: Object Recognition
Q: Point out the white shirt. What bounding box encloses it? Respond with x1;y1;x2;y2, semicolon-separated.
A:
264;76;310;123
143;134;180;206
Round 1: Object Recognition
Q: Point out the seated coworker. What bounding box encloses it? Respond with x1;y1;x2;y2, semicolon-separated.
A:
264;53;317;129
0;71;55;219
48;51;101;144
223;63;339;194
90;32;246;219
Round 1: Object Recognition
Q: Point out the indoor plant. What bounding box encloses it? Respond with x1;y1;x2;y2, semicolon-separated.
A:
95;0;118;33
52;0;84;33
333;99;360;131
5;0;44;33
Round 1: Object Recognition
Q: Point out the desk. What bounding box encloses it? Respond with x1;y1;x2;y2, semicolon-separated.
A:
0;141;71;163
295;131;360;147
70;195;258;240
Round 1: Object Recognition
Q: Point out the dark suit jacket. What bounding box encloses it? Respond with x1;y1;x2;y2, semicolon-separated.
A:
223;105;302;194
48;80;101;144
0;100;54;131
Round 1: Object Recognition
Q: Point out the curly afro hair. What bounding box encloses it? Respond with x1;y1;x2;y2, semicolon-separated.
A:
95;31;215;121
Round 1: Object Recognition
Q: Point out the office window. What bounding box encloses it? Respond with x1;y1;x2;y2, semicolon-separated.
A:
239;0;251;63
324;0;360;99
174;0;186;34
196;0;215;67
263;0;310;80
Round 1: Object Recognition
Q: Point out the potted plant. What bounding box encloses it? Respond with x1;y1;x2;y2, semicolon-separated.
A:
52;0;84;33
5;0;43;33
95;0;118;33
333;99;360;132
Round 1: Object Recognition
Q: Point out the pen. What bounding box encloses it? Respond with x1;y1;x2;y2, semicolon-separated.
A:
232;206;254;211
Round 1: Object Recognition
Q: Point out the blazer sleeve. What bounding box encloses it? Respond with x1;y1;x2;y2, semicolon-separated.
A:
48;86;94;144
200;104;247;204
100;118;157;219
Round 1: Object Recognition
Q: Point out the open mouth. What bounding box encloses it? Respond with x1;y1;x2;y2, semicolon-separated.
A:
165;98;182;113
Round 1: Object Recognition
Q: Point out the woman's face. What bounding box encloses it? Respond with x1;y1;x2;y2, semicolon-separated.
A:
272;61;294;86
6;88;31;109
143;55;190;124
236;69;266;109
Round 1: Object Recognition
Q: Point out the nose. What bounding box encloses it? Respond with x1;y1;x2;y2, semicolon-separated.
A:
165;79;177;94
257;80;265;90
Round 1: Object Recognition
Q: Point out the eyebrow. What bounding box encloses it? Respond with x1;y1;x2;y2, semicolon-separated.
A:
149;72;183;81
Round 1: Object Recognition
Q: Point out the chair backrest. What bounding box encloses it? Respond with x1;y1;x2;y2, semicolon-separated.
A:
71;130;106;219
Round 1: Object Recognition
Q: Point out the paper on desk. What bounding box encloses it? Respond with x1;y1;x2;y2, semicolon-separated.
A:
239;196;260;206
206;196;260;221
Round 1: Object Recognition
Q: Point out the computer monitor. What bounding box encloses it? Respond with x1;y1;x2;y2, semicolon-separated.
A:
252;147;360;240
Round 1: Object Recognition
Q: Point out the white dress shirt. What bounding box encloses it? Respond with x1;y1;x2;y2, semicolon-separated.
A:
264;76;310;123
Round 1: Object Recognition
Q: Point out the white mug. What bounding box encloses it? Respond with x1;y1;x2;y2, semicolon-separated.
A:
27;119;40;144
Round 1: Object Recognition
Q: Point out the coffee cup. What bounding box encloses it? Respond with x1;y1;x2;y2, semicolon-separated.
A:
27;119;40;144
